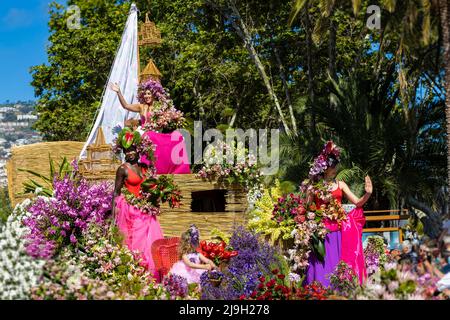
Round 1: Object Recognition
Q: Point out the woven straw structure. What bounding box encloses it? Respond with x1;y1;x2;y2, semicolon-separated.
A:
6;141;84;207
79;127;121;179
138;13;162;46
158;174;249;240
140;59;162;82
6;140;249;239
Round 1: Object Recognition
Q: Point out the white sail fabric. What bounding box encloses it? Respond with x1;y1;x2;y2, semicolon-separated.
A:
80;3;139;158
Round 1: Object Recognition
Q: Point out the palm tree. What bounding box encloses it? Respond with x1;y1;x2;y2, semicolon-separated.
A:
289;0;449;235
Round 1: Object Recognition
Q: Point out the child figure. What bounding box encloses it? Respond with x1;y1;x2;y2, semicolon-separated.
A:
169;225;217;284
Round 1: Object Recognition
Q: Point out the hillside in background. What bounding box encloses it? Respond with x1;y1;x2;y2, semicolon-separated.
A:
0;101;42;187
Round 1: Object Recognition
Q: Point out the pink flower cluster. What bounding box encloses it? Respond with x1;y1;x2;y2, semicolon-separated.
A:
142;103;185;133
23;177;113;259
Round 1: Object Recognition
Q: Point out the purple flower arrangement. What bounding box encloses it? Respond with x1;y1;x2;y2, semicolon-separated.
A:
308;141;340;179
23;177;113;259
200;226;278;300
364;236;388;275
163;274;189;299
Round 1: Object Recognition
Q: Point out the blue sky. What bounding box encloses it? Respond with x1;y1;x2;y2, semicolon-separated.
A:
0;0;65;103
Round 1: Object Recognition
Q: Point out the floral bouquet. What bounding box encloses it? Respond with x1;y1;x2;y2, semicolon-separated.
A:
162;274;189;299
142;100;186;133
295;281;331;300
197;240;238;266
122;175;182;216
195;140;262;190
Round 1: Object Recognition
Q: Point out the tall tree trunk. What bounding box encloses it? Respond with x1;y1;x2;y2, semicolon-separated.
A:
328;18;337;81
273;45;298;135
439;0;450;193
212;1;292;136
304;4;316;135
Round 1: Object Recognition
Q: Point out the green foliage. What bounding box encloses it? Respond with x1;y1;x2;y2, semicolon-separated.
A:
19;154;73;196
31;1;131;141
0;187;12;223
247;180;295;244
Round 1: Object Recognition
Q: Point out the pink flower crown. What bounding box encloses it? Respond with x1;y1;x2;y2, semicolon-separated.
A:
138;79;168;104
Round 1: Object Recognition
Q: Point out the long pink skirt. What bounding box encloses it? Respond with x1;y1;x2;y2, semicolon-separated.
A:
115;195;163;276
341;207;367;284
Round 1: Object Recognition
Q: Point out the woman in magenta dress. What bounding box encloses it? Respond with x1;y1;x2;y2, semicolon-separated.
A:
109;80;190;174
112;143;163;277
305;141;373;286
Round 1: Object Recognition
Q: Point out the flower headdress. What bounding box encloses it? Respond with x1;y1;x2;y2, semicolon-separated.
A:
308;141;341;178
112;127;156;169
188;224;200;248
113;127;141;152
138;79;168;104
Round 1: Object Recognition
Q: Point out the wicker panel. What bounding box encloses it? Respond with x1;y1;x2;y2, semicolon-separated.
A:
6;141;85;207
158;174;249;240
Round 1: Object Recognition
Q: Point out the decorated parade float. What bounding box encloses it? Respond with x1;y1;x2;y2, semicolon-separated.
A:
1;3;448;301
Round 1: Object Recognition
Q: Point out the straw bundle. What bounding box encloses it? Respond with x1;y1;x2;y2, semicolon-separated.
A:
6;141;84;207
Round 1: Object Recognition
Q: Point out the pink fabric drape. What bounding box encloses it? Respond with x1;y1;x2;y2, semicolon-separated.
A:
141;130;191;174
115;195;163;276
340;207;367;284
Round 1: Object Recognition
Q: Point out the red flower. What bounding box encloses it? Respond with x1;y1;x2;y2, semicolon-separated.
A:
277;274;286;280
296;215;306;223
239;294;246;300
271;269;279;275
259;276;266;283
274;285;283;291
250;291;257;298
324;141;334;154
297;206;306;215
258;283;265;290
266;279;276;288
125;132;134;142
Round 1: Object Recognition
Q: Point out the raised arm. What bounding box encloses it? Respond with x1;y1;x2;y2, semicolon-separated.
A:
109;82;142;113
340;176;373;208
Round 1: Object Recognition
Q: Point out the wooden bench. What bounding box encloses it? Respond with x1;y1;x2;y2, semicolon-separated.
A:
363;209;409;242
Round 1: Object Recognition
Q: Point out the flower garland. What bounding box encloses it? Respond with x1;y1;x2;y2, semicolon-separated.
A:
121;175;182;216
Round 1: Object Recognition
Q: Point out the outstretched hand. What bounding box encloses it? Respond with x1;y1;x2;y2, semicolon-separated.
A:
365;175;373;194
109;82;120;93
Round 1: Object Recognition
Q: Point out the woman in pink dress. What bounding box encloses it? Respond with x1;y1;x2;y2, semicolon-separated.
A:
305;141;373;286
169;225;218;284
109;80;190;174
112;141;163;277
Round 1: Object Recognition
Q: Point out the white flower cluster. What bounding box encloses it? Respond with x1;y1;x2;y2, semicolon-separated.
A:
0;199;45;300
